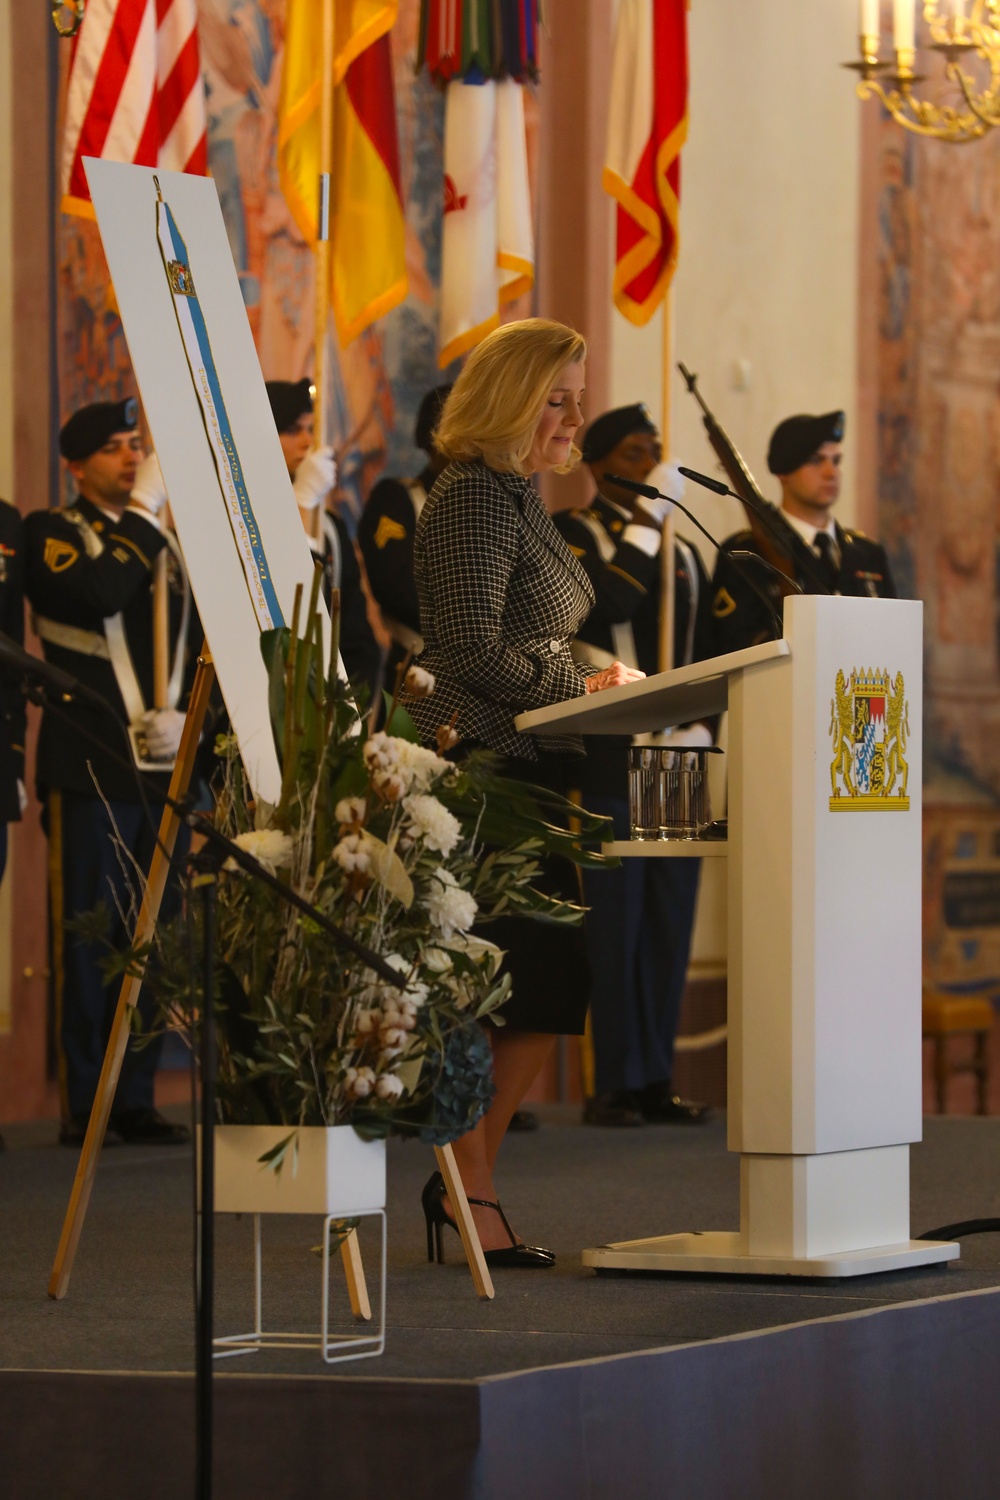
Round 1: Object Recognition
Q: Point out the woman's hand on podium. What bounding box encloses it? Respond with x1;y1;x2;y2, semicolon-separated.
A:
585;661;645;694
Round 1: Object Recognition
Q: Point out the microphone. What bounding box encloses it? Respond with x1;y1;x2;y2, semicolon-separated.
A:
677;465;728;496
678;466;832;596
0;631;109;710
604;474;786;636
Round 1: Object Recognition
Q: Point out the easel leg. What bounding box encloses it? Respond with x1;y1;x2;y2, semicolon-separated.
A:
435;1143;495;1301
48;654;217;1301
339;1230;371;1321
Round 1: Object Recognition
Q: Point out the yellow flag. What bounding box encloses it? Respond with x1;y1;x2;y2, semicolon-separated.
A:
279;0;408;345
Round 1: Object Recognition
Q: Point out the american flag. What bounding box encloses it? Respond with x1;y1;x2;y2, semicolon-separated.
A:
61;0;207;216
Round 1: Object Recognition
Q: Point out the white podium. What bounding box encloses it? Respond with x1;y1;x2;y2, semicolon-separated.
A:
517;597;959;1277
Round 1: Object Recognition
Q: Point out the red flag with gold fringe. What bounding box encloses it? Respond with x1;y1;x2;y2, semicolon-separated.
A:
604;0;688;326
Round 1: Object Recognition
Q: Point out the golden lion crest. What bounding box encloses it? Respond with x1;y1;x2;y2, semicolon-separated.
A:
167;259;196;298
829;667;909;812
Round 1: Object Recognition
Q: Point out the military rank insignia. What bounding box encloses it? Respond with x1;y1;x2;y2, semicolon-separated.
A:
829;667;909;811
44;538;79;573
374;515;407;549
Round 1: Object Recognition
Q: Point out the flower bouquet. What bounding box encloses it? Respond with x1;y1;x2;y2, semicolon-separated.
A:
130;577;614;1152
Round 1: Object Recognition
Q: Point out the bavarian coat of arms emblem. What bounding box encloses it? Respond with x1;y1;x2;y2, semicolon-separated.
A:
829;667;909;811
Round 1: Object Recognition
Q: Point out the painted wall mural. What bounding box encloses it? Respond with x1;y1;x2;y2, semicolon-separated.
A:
56;0;459;519
873;115;1000;988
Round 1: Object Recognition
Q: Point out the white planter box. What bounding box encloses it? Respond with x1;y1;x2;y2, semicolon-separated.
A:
208;1124;386;1216
201;1123;387;1365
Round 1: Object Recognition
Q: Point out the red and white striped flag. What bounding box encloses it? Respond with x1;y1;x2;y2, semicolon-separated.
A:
604;0;688;325
62;0;207;218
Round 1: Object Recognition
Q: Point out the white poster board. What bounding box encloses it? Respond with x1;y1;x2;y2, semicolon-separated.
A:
85;159;332;805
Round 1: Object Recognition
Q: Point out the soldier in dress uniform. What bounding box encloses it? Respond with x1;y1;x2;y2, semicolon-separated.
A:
24;398;196;1146
358;384;452;682
0;496;26;886
554;404;714;1128
266;379;381;702
710;410;897;652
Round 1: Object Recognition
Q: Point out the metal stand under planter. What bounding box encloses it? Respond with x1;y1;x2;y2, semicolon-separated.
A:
201;1124;387;1366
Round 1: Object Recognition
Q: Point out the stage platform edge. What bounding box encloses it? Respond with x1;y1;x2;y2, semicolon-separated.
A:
4;1282;1000;1500
582;1228;961;1277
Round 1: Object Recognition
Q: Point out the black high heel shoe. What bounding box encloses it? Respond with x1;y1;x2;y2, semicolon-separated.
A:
421;1172;555;1268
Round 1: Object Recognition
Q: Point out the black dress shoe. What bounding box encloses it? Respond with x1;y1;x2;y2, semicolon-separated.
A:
421;1172;555;1268
583;1090;645;1127
638;1083;711;1124
110;1108;191;1144
508;1108;540;1132
59;1115;99;1147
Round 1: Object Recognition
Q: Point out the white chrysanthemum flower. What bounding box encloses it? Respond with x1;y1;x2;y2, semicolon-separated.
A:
394;739;451;792
403;793;461;856
226;828;294;876
335;796;366;826
379;954;430;1010
332;833;370;874
425;868;477;939
344;1065;376;1098
375;1073;405;1100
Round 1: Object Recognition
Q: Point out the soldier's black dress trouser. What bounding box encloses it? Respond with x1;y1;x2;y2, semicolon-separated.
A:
47;788;186;1120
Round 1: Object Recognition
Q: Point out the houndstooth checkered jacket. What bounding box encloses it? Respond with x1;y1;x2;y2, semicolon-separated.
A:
406;460;598;760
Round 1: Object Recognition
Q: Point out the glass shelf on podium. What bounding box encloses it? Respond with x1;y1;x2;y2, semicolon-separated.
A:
604;840;728;858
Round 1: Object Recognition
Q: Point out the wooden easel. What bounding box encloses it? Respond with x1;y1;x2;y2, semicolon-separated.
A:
47;651;494;1305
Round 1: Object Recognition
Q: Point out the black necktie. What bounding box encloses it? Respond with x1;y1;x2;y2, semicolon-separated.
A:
813;531;839;593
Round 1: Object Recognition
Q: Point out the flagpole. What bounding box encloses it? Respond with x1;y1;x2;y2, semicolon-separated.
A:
659;289;676;676
311;0;336;544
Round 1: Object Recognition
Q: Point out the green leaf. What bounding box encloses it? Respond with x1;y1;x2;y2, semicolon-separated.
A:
257;1130;297;1175
363;832;414;909
381;692;421;743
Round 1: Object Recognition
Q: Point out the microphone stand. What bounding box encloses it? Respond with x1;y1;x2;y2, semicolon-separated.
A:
15;667;402;1500
676;466;834;597
605;476;787;638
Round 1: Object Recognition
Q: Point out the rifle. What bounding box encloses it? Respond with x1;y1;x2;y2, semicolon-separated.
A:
677;363;832;597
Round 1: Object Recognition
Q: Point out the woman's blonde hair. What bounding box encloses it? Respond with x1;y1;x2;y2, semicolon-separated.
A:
435;318;587;476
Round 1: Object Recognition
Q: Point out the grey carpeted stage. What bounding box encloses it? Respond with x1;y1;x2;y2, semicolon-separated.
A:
3;1108;1000;1498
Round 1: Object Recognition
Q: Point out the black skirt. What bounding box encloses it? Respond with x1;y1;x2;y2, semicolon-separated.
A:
471;750;591;1036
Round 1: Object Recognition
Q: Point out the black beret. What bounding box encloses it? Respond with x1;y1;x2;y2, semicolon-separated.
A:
265;378;314;433
414;385;453;454
59;397;138;461
581;403;658;464
767;411;845;476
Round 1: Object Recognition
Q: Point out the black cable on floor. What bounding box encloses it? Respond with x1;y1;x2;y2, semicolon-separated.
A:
918;1218;1000;1241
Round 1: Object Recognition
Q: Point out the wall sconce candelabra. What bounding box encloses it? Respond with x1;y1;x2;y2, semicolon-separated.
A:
849;1;1000;143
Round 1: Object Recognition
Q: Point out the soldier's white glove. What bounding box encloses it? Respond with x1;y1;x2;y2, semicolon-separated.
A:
17;779;27;815
141;708;186;761
293;447;336;511
661;722;713;749
634;461;685;527
129;454;168;518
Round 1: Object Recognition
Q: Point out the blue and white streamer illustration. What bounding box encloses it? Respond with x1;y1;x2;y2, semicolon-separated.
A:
155;178;284;632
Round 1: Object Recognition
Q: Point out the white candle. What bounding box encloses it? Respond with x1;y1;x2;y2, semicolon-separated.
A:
860;0;880;39
894;0;915;51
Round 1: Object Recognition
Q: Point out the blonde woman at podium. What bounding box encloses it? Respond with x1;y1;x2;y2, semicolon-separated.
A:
405;318;643;1266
